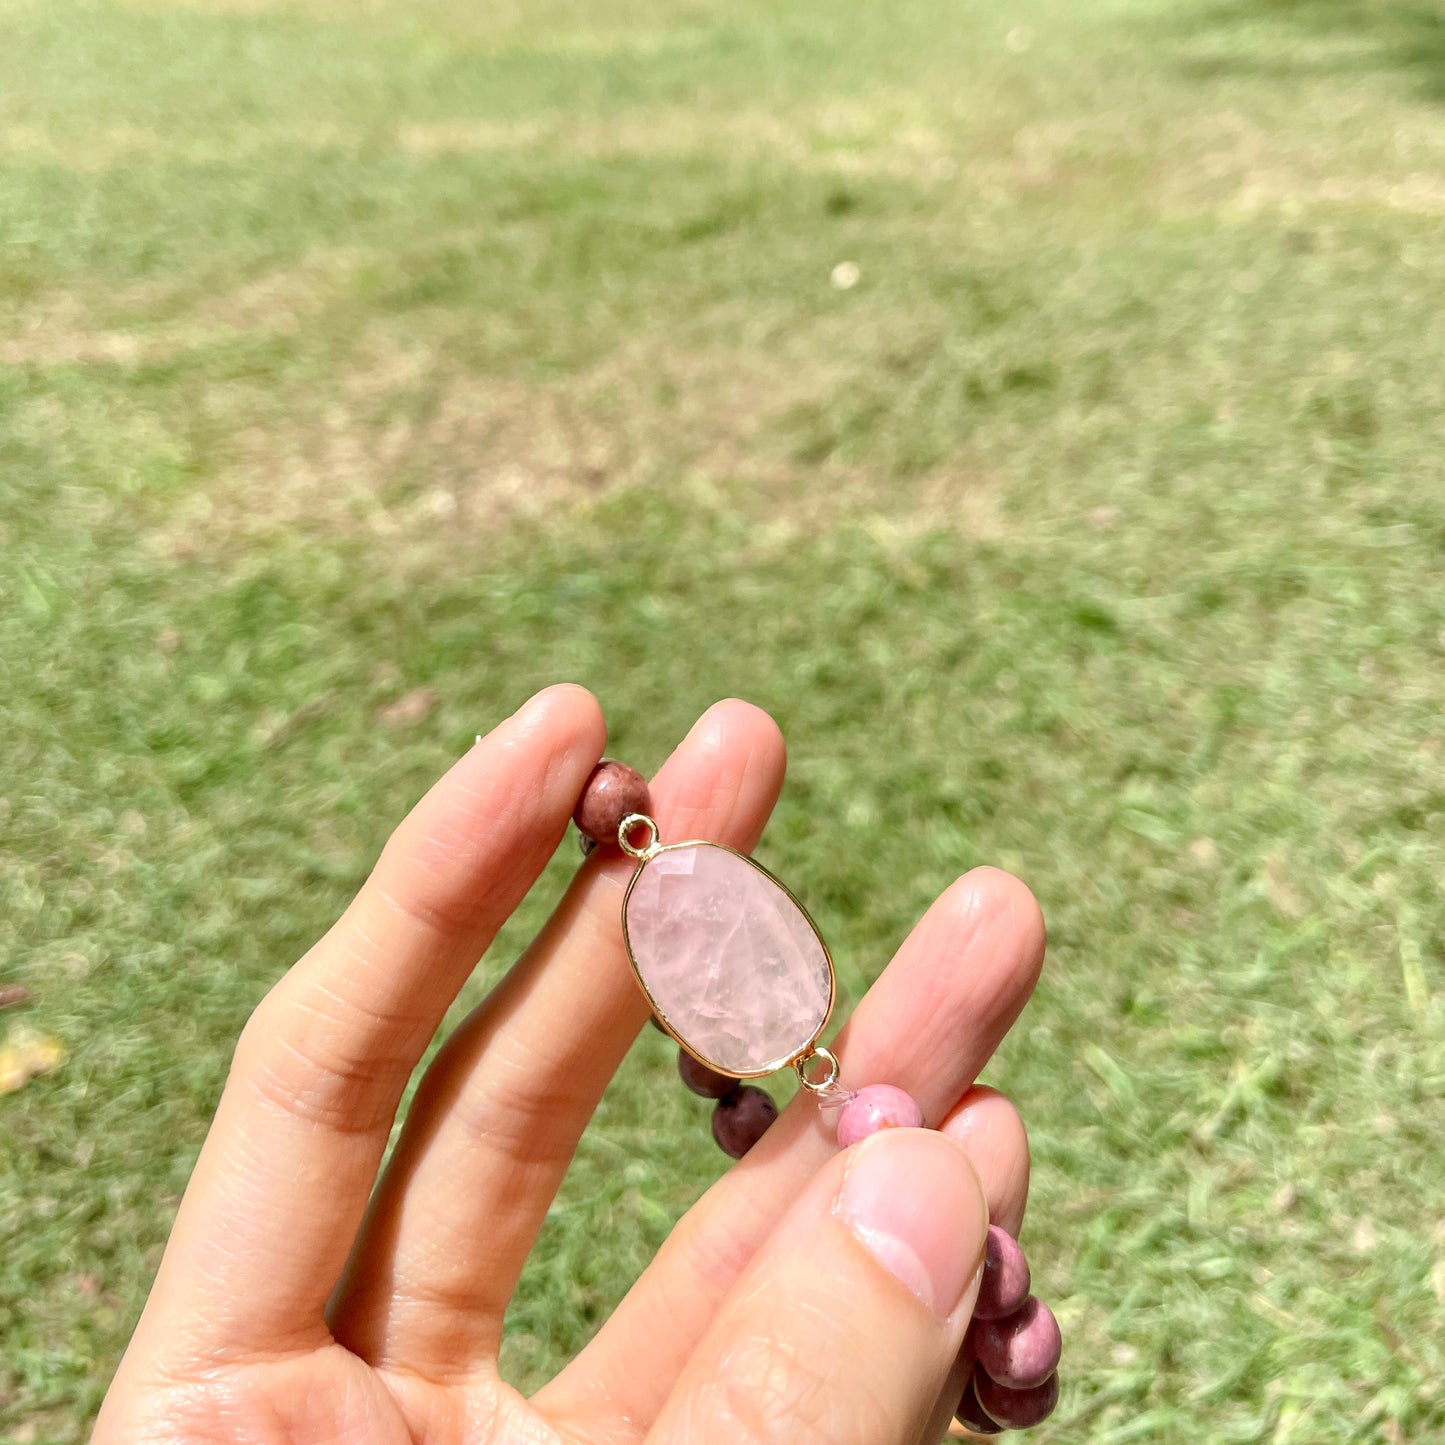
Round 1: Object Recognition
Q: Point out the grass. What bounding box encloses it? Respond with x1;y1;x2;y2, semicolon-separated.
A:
2;0;1443;1438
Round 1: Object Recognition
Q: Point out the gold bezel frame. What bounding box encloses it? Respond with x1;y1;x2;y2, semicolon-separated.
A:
620;838;836;1080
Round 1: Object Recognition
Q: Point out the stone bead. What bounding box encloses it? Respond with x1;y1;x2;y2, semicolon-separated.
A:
972;1368;1060;1430
835;1083;925;1148
954;1376;1004;1435
624;843;832;1074
711;1085;777;1159
574;760;652;846
974;1225;1031;1321
972;1296;1062;1390
677;1048;737;1099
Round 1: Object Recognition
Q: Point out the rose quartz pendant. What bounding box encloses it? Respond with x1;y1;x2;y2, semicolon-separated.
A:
622;835;835;1078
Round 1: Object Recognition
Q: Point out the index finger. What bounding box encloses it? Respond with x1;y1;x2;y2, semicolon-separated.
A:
125;684;605;1364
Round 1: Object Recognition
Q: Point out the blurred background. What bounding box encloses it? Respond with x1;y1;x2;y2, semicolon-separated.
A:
2;0;1443;1439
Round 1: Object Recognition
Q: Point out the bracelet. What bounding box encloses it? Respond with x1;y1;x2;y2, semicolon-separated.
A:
575;760;1061;1433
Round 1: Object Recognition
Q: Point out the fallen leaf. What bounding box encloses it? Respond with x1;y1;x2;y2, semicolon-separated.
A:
0;1023;65;1094
1264;854;1306;918
377;686;438;727
260;692;336;749
0;984;28;1010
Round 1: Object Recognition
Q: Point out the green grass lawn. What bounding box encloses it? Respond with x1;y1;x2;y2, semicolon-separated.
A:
2;0;1443;1438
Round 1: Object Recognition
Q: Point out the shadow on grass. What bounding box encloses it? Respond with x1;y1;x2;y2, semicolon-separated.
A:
1170;0;1445;102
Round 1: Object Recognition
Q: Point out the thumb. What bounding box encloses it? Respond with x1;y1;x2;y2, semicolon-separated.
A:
648;1127;988;1445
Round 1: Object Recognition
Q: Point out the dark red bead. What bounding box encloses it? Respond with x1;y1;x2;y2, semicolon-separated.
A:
678;1049;737;1099
972;1296;1062;1390
973;1368;1060;1430
711;1085;777;1158
955;1376;1004;1434
974;1225;1031;1320
574;760;652;846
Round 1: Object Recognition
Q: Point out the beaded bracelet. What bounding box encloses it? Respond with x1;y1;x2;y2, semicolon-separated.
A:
575;760;1061;1434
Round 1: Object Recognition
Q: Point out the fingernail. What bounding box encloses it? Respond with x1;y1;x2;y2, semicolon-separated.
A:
834;1129;985;1321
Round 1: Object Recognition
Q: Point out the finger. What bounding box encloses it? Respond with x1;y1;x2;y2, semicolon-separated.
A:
130;685;605;1359
543;866;1043;1439
924;1087;1031;1444
939;1086;1030;1237
328;700;787;1376
648;1128;988;1445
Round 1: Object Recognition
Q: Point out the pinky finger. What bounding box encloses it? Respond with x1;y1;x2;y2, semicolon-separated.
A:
939;1086;1030;1238
928;1087;1032;1444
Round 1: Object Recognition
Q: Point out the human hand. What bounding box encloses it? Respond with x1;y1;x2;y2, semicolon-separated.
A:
95;687;1044;1444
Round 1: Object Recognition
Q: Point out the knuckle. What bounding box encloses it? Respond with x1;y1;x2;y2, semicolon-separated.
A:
668;1194;772;1300
233;991;410;1137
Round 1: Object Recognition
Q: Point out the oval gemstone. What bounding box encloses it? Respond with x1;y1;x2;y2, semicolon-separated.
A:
623;844;833;1075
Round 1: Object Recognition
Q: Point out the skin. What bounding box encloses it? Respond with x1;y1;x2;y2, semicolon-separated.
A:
96;687;1043;1445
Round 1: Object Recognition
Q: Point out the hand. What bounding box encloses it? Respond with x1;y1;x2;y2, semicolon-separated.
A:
96;687;1044;1445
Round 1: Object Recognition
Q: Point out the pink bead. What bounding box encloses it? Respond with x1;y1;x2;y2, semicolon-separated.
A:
972;1295;1062;1390
835;1084;925;1148
973;1225;1031;1320
973;1368;1060;1430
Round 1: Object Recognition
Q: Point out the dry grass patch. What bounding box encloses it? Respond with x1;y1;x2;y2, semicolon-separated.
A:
167;328;829;552
114;0;768;49
1157;106;1445;219
398;101;964;183
0;250;362;369
156;323;1010;561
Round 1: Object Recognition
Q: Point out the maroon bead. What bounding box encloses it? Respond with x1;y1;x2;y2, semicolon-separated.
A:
678;1049;737;1099
711;1085;777;1158
574;760;652;846
972;1296;1062;1390
974;1225;1031;1321
973;1368;1060;1430
955;1376;1004;1434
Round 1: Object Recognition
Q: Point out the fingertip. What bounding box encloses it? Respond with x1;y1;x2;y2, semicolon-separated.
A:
653;700;787;850
684;698;786;770
509;682;607;753
943;867;1047;993
833;1127;988;1321
847;1124;988;1220
938;1086;1031;1237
